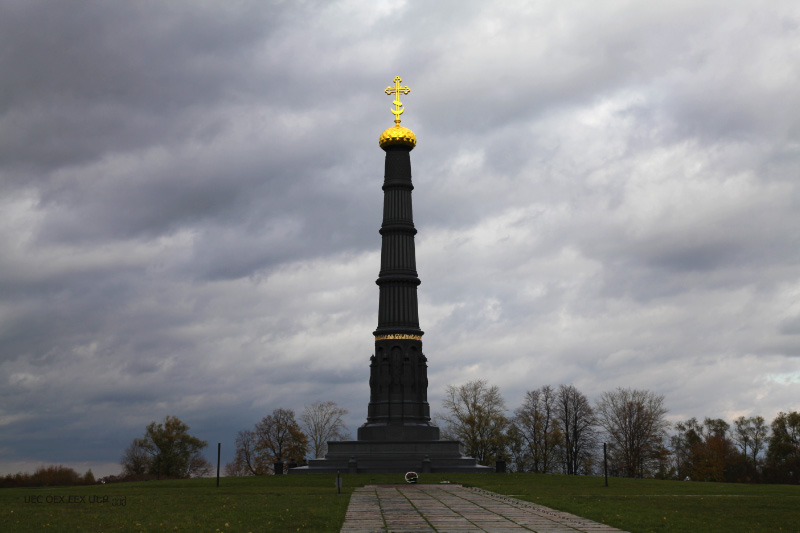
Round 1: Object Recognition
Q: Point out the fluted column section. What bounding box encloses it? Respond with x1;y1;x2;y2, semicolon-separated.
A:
359;144;439;441
374;145;423;336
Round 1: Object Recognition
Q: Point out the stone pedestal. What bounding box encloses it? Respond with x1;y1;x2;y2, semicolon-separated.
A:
358;422;439;442
291;441;491;474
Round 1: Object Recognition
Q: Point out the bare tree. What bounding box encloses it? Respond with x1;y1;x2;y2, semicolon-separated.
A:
120;440;150;476
440;379;508;465
596;388;669;478
514;385;562;473
556;384;597;475
187;455;213;477
301;400;349;459
430;414;455;440
223;461;248;477
226;429;264;475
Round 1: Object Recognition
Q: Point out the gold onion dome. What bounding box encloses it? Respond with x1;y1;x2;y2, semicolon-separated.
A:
379;125;416;149
380;75;416;150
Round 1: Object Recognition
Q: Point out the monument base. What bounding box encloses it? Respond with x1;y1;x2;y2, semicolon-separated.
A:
357;421;440;441
289;440;492;474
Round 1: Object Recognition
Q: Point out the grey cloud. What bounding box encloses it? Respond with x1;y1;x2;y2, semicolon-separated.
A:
2;0;800;477
1;2;260;173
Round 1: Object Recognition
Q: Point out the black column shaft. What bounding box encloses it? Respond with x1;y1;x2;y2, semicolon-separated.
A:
358;144;439;441
374;146;423;336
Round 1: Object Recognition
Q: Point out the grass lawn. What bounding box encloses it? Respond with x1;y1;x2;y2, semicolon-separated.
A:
462;473;800;533
1;473;798;532
1;475;352;532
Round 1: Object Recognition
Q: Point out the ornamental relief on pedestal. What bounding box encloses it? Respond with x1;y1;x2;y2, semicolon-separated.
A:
369;344;428;396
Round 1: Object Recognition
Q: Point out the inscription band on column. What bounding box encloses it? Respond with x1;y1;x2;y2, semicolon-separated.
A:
374;334;423;342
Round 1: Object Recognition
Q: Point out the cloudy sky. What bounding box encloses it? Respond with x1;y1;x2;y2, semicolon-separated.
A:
2;0;799;477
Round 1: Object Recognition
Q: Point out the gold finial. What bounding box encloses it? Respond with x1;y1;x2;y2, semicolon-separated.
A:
385;75;410;126
379;75;416;150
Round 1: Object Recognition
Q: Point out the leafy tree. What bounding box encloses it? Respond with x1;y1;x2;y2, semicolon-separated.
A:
672;417;736;482
504;423;529;473
301;400;349;458
765;411;800;484
255;408;309;472
124;415;210;478
440;379;509;465
226;419;312;475
228;408;310;475
694;418;736;482
513;385;562;473
671;417;703;480
83;469;95;485
596;387;668;478
556;384;597;475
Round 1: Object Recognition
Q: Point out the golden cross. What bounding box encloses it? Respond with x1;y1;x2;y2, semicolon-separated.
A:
385;75;410;125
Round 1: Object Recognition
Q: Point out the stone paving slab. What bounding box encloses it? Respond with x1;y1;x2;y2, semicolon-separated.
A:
340;484;625;533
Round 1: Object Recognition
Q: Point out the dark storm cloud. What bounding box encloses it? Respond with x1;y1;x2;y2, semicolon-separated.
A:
0;1;275;175
1;0;384;283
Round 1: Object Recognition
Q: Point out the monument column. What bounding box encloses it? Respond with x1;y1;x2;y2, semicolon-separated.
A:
358;76;439;442
290;76;490;473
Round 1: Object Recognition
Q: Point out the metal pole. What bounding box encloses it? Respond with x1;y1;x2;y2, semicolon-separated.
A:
216;443;221;487
603;443;608;487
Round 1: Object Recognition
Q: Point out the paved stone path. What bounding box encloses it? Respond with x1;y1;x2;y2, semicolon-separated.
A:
341;484;625;532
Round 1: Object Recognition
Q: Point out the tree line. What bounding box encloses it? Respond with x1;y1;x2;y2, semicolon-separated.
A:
107;386;796;484
439;379;800;484
225;400;349;475
5;391;794;486
1;465;96;488
117;401;350;478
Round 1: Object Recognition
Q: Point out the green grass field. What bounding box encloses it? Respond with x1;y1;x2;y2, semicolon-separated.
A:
1;473;798;532
466;473;800;533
